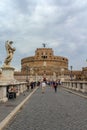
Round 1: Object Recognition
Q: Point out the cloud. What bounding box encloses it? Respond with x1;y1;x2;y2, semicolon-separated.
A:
0;0;87;70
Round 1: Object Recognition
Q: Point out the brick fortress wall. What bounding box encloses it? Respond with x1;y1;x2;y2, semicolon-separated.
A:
21;48;68;77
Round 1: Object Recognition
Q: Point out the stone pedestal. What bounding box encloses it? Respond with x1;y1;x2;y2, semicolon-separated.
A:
1;67;15;82
0;86;8;102
0;67;15;102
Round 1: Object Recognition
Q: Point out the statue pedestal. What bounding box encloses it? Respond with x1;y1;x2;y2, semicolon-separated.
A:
1;67;15;82
0;67;15;102
0;86;8;102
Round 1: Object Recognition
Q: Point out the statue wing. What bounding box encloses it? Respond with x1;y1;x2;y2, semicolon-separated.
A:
5;41;9;55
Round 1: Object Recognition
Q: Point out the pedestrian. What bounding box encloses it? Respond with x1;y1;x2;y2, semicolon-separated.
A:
30;81;34;90
53;81;58;93
41;80;46;93
26;80;30;91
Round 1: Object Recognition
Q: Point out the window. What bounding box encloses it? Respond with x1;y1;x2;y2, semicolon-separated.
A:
41;55;47;59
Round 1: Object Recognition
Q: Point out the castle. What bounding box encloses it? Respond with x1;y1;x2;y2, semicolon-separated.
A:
14;45;86;82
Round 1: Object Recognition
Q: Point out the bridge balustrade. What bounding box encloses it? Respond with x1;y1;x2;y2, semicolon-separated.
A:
62;81;87;93
0;82;27;102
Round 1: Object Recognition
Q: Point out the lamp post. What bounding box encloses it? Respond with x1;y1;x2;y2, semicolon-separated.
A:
70;65;73;81
23;66;30;82
61;68;64;82
26;66;29;81
34;67;38;83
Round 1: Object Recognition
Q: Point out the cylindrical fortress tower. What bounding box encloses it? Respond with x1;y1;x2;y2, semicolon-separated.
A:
21;47;68;78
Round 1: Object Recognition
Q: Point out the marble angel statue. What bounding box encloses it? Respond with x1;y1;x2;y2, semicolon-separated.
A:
4;40;16;66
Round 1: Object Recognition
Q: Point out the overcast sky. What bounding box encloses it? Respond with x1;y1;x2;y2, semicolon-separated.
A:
0;0;87;71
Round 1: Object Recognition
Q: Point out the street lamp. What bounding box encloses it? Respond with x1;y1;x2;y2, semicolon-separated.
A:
61;68;64;82
22;66;30;82
26;66;29;81
70;66;73;81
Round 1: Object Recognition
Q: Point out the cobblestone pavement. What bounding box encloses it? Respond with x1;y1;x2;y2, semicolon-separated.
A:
4;86;87;130
0;90;31;123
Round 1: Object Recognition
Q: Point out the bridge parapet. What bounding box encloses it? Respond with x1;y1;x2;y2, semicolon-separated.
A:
0;82;27;102
62;81;87;93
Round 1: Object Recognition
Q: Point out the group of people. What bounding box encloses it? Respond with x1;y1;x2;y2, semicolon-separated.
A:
26;79;61;93
26;81;37;91
41;79;61;93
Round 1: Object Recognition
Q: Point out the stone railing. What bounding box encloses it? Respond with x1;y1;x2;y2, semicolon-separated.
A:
62;81;87;93
0;82;27;102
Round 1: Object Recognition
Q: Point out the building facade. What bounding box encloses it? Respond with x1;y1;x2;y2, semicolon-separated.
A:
21;47;68;81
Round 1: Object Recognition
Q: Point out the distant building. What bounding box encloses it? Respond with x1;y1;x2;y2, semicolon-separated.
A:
14;45;85;82
81;67;87;80
20;47;68;81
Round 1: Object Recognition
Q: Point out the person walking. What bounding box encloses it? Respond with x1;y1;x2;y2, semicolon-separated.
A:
26;80;30;91
53;81;58;93
41;80;46;93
